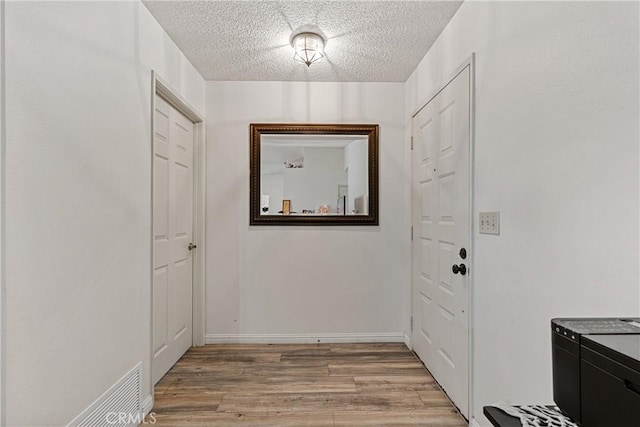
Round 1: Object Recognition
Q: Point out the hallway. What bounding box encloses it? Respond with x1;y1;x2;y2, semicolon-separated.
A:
150;343;467;426
5;2;639;425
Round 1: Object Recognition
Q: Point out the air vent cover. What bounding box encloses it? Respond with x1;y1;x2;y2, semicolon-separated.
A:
68;363;142;427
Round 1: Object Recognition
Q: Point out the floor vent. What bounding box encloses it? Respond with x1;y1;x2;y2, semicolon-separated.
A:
68;362;142;427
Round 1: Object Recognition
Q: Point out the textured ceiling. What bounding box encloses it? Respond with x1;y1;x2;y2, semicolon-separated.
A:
142;1;463;82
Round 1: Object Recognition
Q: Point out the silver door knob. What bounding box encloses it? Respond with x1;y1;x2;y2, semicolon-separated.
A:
188;242;197;251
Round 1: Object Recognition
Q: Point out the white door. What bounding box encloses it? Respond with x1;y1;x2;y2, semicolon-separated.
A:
152;94;194;384
412;65;471;417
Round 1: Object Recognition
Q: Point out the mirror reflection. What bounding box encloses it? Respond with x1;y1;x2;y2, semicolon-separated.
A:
250;123;378;226
260;134;369;216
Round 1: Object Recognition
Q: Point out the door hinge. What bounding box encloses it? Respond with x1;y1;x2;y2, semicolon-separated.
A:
410;136;414;150
411;226;413;241
410;316;414;331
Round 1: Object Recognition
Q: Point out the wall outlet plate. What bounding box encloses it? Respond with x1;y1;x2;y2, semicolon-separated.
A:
479;211;500;235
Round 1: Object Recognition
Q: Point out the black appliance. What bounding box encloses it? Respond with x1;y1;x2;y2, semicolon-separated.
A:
580;334;640;426
551;318;640;425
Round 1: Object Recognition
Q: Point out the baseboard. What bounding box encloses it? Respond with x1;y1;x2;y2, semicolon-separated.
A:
470;417;482;427
205;332;405;344
141;395;153;418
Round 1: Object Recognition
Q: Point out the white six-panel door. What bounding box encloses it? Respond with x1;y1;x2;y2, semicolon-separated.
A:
412;65;471;417
153;94;194;384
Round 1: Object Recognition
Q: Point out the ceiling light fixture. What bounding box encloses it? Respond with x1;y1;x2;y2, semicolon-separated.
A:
289;25;327;67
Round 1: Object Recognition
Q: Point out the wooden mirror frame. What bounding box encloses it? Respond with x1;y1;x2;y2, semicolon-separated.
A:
250;123;379;226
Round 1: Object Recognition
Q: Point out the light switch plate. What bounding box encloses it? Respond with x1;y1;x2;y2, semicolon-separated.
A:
479;211;500;235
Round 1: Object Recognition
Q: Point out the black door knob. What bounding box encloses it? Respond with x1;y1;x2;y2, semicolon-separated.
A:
452;264;467;275
459;248;467;259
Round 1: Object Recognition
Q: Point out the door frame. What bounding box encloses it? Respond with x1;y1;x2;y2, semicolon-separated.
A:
409;53;475;419
0;2;5;423
149;71;206;388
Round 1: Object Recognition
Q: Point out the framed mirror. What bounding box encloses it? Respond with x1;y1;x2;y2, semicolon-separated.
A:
250;123;379;226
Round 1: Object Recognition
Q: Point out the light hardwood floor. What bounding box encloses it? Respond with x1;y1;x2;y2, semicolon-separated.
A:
149;343;467;426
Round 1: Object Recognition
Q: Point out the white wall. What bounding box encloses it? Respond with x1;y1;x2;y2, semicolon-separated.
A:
345;139;368;214
206;81;409;341
283;148;346;213
5;1;204;425
261;172;284;214
263;147;350;214
405;1;639;424
305;147;343;170
283;168;347;213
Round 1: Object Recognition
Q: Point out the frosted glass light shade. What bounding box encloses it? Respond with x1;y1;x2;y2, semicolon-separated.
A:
292;32;325;67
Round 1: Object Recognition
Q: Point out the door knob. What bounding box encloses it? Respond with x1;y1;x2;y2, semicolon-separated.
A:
188;242;197;251
459;248;467;259
452;263;467;275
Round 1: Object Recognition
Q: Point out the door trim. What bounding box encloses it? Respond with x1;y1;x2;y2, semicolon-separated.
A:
0;2;5;423
150;71;206;387
410;53;475;419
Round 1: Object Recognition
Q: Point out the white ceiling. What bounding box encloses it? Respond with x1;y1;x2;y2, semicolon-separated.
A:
142;1;463;82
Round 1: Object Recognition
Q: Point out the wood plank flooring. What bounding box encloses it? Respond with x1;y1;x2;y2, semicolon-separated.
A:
149;343;467;426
